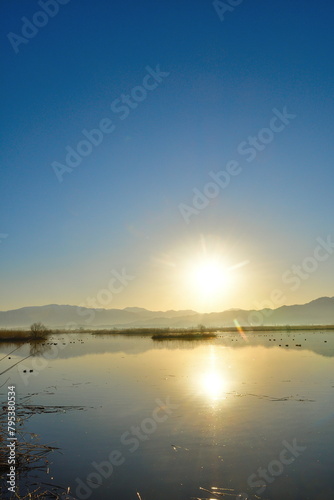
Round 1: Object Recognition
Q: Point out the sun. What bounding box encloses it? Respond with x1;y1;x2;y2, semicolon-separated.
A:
170;236;248;311
187;257;232;299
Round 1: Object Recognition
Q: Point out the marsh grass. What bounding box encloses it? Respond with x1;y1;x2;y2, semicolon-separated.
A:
1;324;334;343
0;330;33;342
0;331;51;343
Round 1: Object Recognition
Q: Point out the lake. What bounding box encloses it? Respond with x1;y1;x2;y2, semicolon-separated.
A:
1;330;334;499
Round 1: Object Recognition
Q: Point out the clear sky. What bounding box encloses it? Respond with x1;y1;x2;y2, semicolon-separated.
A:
1;0;334;313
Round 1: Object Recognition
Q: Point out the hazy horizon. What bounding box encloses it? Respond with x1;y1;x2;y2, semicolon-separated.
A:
2;293;334;315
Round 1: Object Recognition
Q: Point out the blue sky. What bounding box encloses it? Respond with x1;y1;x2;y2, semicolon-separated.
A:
1;0;334;312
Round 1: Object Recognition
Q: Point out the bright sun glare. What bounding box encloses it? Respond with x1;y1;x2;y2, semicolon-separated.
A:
200;370;227;400
176;237;248;311
188;258;232;298
197;347;229;401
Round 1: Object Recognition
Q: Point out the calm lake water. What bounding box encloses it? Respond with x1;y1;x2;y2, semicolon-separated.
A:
1;330;334;500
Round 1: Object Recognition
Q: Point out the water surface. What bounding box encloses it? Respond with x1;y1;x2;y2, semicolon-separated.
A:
1;330;334;499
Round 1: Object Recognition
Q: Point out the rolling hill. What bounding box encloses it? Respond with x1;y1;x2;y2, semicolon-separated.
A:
0;297;333;329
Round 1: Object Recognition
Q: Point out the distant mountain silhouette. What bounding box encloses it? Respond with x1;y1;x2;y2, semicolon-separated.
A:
0;297;333;328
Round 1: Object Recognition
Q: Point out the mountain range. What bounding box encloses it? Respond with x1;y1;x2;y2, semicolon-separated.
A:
0;297;333;329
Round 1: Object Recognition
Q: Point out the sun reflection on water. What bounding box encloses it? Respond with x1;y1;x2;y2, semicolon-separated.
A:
197;346;229;402
200;370;227;400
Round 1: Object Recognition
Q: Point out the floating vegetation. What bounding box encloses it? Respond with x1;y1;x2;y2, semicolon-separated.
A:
152;332;217;340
